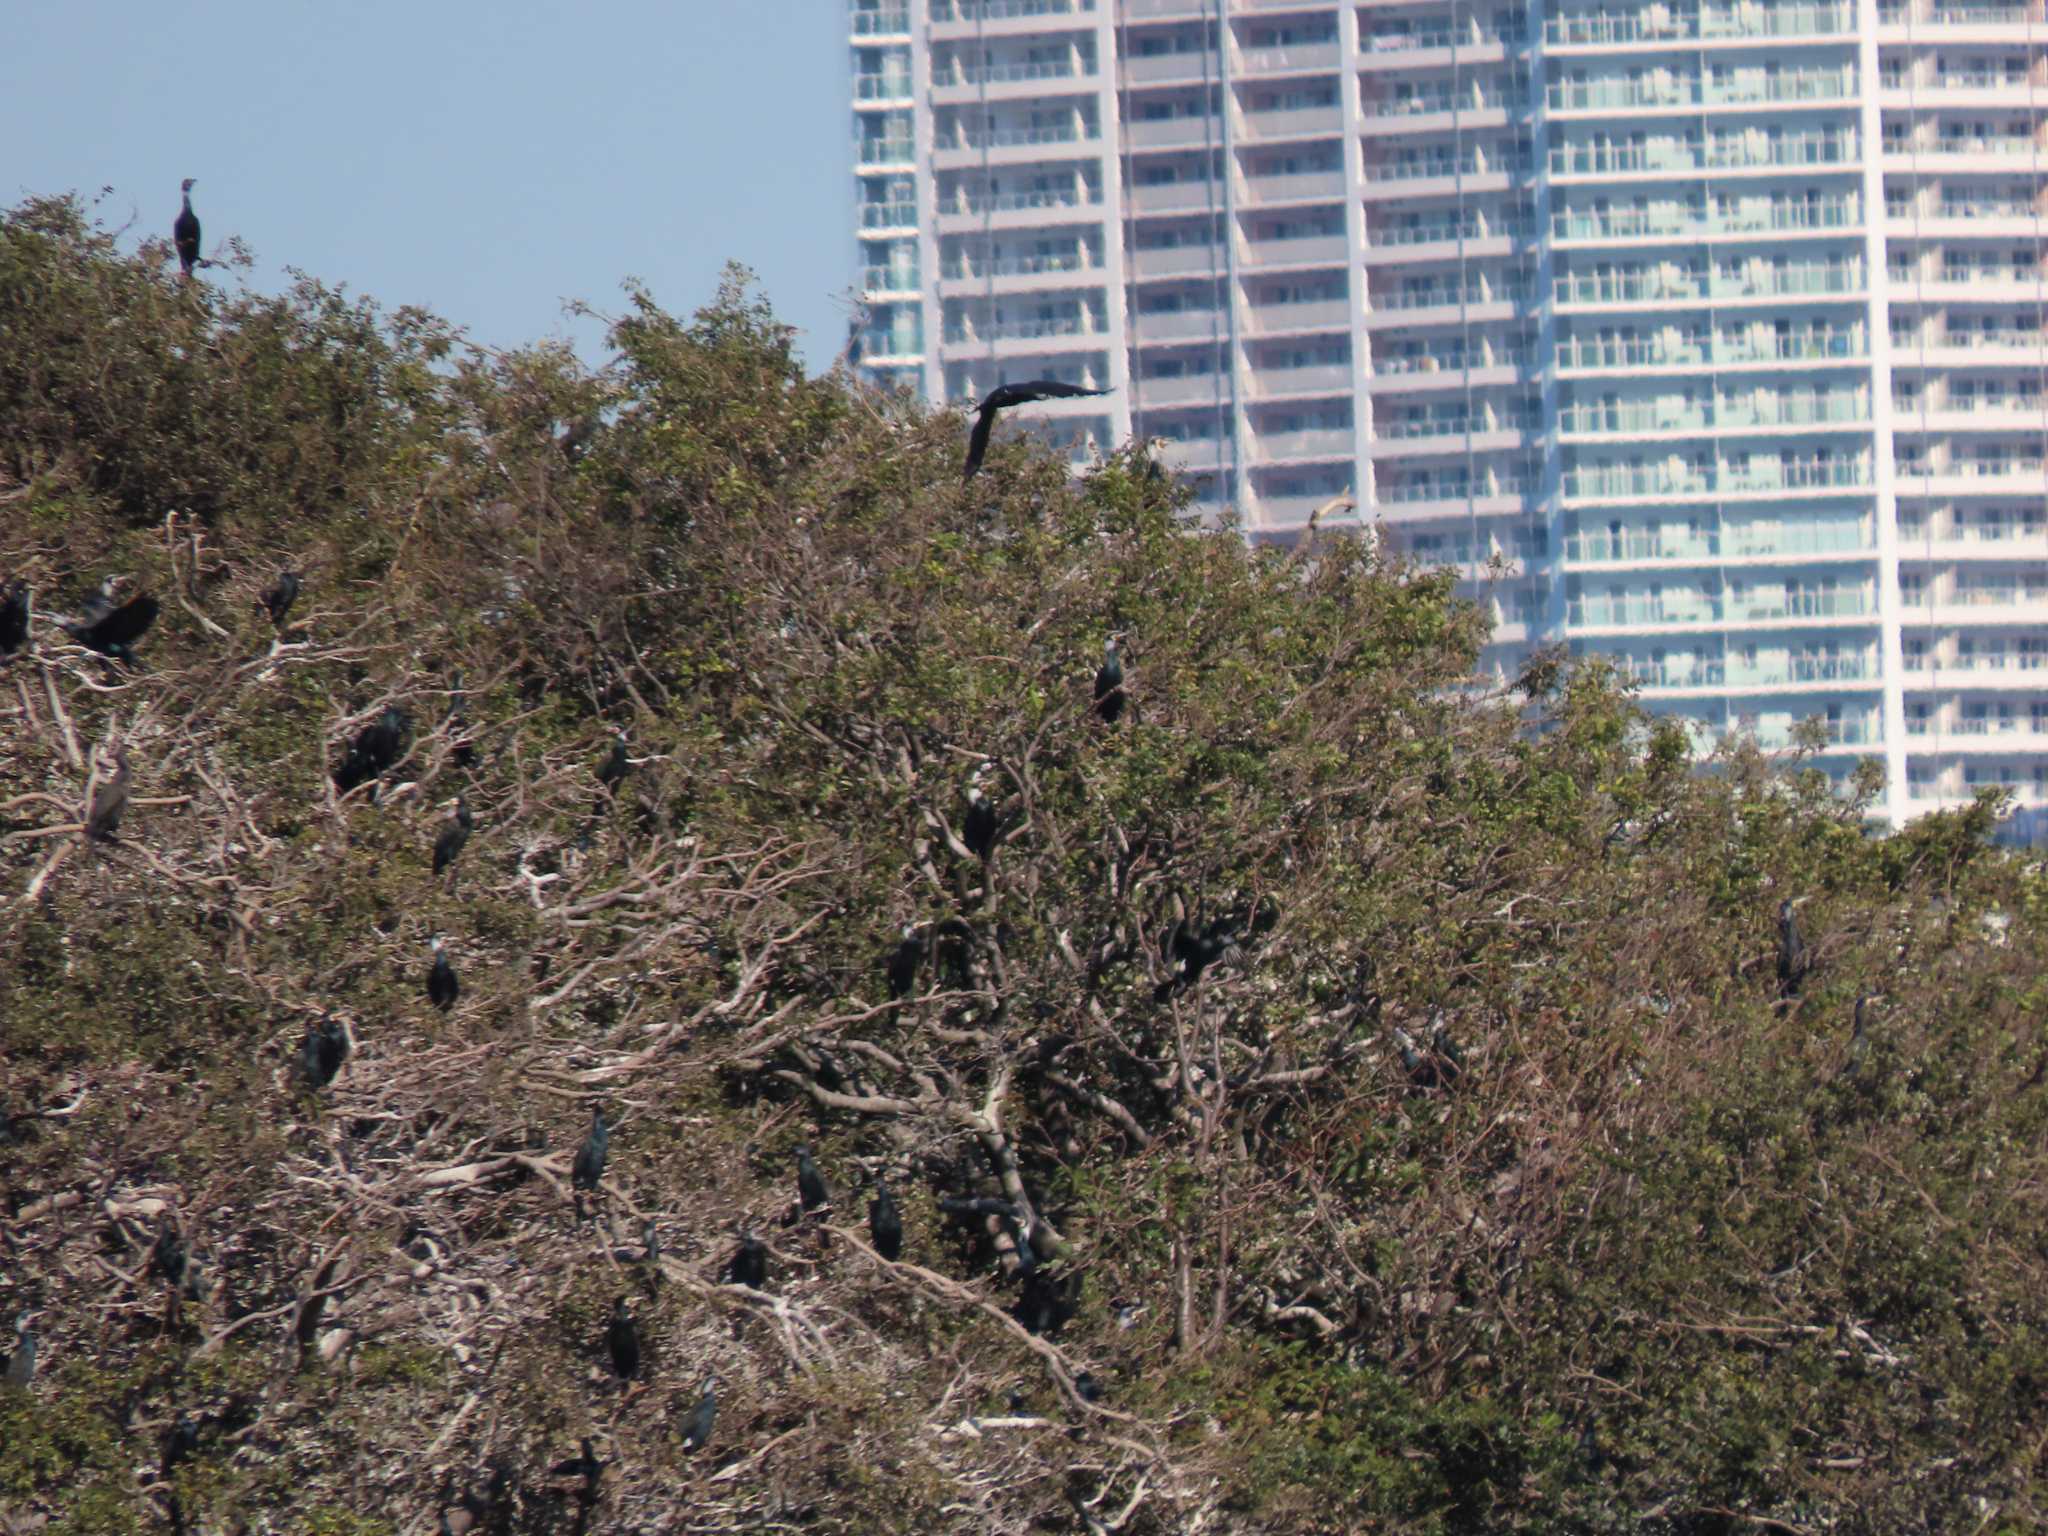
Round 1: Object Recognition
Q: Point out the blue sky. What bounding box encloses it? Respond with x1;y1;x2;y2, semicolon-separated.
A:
2;1;856;369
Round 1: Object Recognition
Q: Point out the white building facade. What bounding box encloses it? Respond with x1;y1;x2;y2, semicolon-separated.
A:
848;0;2048;833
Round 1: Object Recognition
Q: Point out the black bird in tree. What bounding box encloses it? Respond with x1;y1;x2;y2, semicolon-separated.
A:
1092;636;1125;724
596;731;631;795
962;784;999;861
173;179;201;278
795;1144;832;1215
4;1313;35;1388
334;707;410;794
868;1178;903;1261
1844;991;1882;1079
299;1015;349;1090
160;1413;199;1480
680;1378;718;1452
727;1234;768;1290
1154;913;1233;1001
0;580;29;655
961;379;1111;482
150;1220;188;1290
1072;1370;1103;1403
427;936;459;1012
61;582;159;662
884;925;924;1001
604;1296;640;1381
260;570;301;629
432;798;473;874
571;1108;610;1193
84;746;131;842
1777;896;1811;998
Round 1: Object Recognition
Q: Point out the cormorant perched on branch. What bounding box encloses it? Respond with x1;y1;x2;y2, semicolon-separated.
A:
1093;636;1125;724
727;1234;767;1290
1777;896;1811;999
61;584;159;661
1844;991;1882;1079
4;1313;35;1388
604;1296;640;1380
1154;914;1233;1001
596;731;630;795
795;1144;832;1214
0;581;28;655
427;936;459;1012
334;707;410;794
260;570;301;629
433;798;473;874
572;1108;609;1192
150;1220;188;1290
680;1378;718;1452
961;380;1111;482
174;179;201;278
962;784;999;861
299;1015;349;1090
84;747;131;841
869;1178;903;1261
161;1413;199;1479
884;925;924;1000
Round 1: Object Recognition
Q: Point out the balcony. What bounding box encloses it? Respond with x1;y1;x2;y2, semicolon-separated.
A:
1554;262;1864;307
855;137;917;167
1557;329;1866;371
1257;362;1354;396
1558;393;1866;436
1128;242;1228;277
934;59;1096;88
1369;151;1532;185
1552;197;1860;244
1136;372;1231;405
1127;180;1223;214
1237;104;1344;141
1241;232;1350;267
939;250;1095;281
851;8;913;35
1245;297;1353;333
1546;67;1855;115
943;314;1103;344
1545;3;1855;45
931;0;1093;18
1362;86;1525;122
1622;659;1728;688
1129;307;1230;340
1239;42;1342;73
1724;521;1869;556
853;73;916;103
938;122;1098;153
1566;531;1722;562
860;202;921;231
936;188;1101;218
1254;426;1354;460
1122;50;1221;85
1548;132;1856;179
1730;588;1873;621
1563;454;1869;502
1243;170;1346;205
861;265;921;294
1570;595;1727;627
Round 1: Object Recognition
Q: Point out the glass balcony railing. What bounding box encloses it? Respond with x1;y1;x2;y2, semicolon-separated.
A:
937;188;1101;216
942;315;1100;343
1734;589;1873;620
1725;522;1868;556
1567;532;1723;562
1384;474;1533;504
1564;455;1868;499
1547;67;1855;113
1553;197;1860;242
861;265;920;292
853;74;915;101
1549;133;1856;176
851;7;912;33
1571;596;1726;626
934;59;1097;86
937;123;1096;150
1559;394;1866;434
1367;86;1528;118
1546;3;1854;44
1554;262;1864;305
1373;283;1534;310
931;0;1092;18
859;202;920;229
1557;330;1865;369
940;251;1093;279
1374;218;1534;246
856;138;916;165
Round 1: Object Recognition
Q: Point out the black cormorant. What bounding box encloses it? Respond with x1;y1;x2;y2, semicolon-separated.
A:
299;1015;349;1089
1155;914;1231;1000
0;581;28;655
680;1378;717;1451
335;707;410;793
427;936;459;1012
84;747;130;841
150;1221;187;1289
885;926;924;1000
62;587;159;661
161;1413;199;1479
548;1438;604;1503
433;798;473;874
795;1144;831;1214
173;179;201;278
1092;636;1125;724
961;380;1111;482
868;1178;903;1261
1777;896;1810;998
3;1313;34;1388
605;1296;640;1380
571;1108;609;1192
596;732;630;794
728;1234;768;1290
962;785;999;861
260;571;301;628
1072;1370;1103;1403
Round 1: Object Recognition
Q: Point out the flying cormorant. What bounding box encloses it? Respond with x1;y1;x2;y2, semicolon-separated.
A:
173;179;201;277
427;936;459;1012
961;380;1111;482
571;1108;609;1192
1092;636;1125;724
433;798;473;874
61;584;159;661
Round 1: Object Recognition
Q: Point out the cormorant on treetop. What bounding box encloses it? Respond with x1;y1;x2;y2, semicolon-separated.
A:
427;936;459;1012
174;179;201;278
961;380;1111;482
1093;636;1125;724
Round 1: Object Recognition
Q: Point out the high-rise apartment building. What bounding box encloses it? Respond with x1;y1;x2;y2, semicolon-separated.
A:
847;0;2048;833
